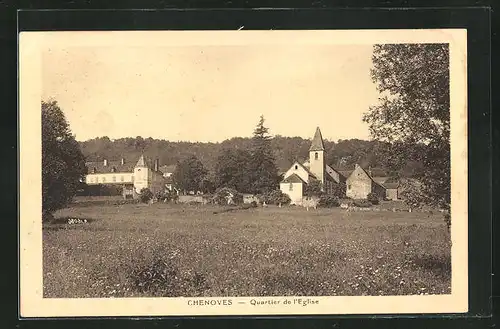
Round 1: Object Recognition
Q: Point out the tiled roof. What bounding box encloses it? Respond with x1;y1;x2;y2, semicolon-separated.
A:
338;170;353;178
369;168;388;177
337;166;388;179
86;155;161;174
309;127;325;151
282;173;307;184
372;177;388;185
383;182;400;189
159;164;177;174
85;160;135;174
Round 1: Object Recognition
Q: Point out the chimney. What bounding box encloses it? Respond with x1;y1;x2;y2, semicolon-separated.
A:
121;158;125;165
154;159;159;171
103;159;108;166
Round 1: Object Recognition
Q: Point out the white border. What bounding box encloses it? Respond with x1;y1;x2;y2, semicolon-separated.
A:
19;29;468;317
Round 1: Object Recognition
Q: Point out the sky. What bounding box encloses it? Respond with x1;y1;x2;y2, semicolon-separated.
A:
41;32;380;143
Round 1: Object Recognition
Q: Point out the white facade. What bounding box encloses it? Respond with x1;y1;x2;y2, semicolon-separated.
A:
279;181;304;205
85;173;134;185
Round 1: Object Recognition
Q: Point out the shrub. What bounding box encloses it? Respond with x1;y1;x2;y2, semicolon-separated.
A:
318;195;340;208
212;187;243;205
367;192;380;205
353;199;372;208
139;188;154;203
260;190;291;206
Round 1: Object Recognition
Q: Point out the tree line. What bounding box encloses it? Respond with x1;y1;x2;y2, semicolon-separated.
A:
79;133;423;178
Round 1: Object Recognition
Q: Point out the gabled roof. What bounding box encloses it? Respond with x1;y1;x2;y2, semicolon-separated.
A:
282;173;307;184
347;164;388;190
325;164;345;183
309;127;325;151
372;177;388;185
382;176;400;189
383;182;400;189
281;161;317;183
294;161;317;180
338;170;353;178
337;166;388;179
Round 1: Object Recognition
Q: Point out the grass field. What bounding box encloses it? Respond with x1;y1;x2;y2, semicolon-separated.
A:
43;202;451;298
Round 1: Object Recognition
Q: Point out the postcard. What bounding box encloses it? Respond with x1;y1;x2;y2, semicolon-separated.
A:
19;29;468;317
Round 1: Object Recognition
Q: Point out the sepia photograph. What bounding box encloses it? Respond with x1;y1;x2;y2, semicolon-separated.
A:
19;29;468;317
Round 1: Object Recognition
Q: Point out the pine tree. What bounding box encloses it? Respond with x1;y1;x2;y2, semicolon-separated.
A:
250;115;280;194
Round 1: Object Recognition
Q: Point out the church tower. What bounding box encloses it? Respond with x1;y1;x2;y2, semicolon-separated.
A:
133;154;150;194
309;127;326;187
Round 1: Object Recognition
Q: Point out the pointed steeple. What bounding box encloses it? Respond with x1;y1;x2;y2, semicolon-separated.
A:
135;154;147;168
309;127;325;151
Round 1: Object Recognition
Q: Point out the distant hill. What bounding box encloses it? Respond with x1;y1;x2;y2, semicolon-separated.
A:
78;136;422;177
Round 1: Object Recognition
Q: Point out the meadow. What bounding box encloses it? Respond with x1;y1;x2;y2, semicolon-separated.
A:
43;202;451;298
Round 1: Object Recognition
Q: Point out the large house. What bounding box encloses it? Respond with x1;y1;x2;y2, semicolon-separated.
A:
85;155;167;199
279;127;401;204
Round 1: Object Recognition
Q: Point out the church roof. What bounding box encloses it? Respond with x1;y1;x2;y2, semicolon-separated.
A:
282;173;307;184
134;155;159;171
309;127;325;151
135;155;148;167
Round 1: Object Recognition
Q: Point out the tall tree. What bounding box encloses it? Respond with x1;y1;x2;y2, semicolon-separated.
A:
42;100;87;220
363;44;450;210
214;148;253;193
249;115;280;194
172;155;207;194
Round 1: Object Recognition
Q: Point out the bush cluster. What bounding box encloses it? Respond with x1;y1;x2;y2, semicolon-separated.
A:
353;199;372;208
139;188;154;203
212;187;243;205
367;192;380;205
318;195;340;208
156;190;179;203
259;190;291;205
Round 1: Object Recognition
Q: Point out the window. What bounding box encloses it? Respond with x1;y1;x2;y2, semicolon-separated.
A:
120;176;124;182
92;167;97;173
289;183;293;191
102;177;106;183
347;184;351;190
315;152;318;160
112;176;116;182
112;167;117;173
294;165;298;170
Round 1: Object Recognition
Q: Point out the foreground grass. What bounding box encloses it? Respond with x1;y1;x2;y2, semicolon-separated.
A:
43;203;451;298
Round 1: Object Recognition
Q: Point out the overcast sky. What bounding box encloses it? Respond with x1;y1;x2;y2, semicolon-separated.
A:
41;32;380;142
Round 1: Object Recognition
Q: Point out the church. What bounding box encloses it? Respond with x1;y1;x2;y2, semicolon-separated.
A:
279;127;398;205
279;127;346;205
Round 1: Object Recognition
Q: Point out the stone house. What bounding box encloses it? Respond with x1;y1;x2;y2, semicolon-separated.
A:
345;164;387;199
